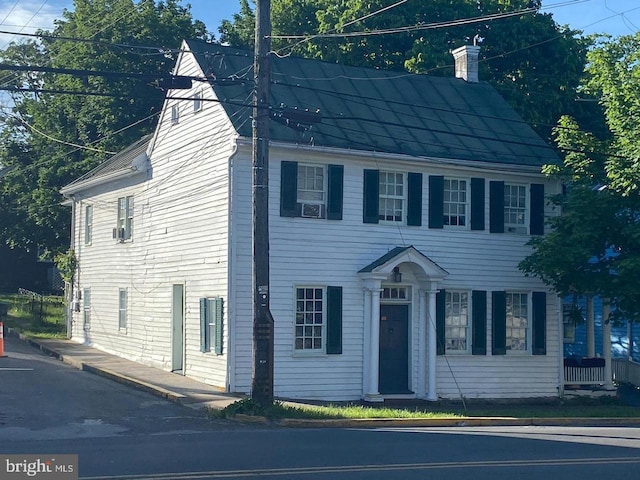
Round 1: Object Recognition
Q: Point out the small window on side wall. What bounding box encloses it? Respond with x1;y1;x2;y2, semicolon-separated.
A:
171;105;179;124
84;205;93;245
193;91;203;112
200;297;223;354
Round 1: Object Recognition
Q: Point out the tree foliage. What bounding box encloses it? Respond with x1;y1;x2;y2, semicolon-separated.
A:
219;0;592;140
520;33;640;323
0;0;208;253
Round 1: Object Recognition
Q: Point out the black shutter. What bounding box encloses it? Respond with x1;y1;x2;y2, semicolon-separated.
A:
532;291;547;355
326;286;343;354
280;161;298;217
363;169;379;224
470;178;485;231
407;172;423;226
530;183;545;235
327;164;344;220
436;289;446;355
489;181;505;233
492;291;507;355
472;290;487;355
429;175;444;229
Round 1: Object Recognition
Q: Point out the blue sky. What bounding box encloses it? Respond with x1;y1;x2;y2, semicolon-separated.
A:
0;0;638;48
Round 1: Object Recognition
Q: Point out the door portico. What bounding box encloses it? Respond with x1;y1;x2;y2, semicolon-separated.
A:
359;246;448;402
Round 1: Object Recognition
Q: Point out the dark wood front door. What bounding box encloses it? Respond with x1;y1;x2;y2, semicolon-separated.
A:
379;304;410;394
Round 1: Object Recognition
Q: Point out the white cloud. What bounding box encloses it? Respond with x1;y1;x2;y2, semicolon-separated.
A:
0;0;72;47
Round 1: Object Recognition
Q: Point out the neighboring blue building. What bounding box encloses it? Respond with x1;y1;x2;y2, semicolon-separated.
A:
563;297;639;362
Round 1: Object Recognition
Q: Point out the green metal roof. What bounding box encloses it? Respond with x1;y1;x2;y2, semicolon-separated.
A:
187;40;557;167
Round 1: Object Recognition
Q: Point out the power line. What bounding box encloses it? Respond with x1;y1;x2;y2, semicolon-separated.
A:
270;7;537;40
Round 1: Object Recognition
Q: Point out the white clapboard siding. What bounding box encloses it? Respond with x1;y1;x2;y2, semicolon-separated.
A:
70;47;237;390
228;143;562;401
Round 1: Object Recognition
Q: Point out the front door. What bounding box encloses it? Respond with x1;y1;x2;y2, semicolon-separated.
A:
171;284;184;373
379;304;410;394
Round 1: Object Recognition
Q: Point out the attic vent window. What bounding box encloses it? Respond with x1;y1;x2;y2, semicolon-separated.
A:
171;105;179;124
193;91;203;112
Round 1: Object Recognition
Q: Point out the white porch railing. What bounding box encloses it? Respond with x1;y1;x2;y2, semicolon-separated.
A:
564;366;605;385
613;358;640;387
564;358;606;386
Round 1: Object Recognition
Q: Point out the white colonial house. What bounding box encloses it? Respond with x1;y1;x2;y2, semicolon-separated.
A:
61;40;565;402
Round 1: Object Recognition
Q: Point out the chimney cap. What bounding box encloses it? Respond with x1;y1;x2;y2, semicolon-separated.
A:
451;45;481;83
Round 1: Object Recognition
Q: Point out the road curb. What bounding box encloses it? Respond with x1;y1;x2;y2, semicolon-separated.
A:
9;330;190;407
11;331;640;429
277;416;640;428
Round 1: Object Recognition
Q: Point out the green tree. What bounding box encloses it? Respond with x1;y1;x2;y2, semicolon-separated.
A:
219;0;591;139
520;33;640;322
0;0;209;253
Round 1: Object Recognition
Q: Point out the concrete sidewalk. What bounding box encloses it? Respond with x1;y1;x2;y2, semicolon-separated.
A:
11;331;244;412
8;330;640;428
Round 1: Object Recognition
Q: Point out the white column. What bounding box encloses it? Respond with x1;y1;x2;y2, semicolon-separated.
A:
416;289;427;398
628;321;634;361
367;287;382;400
586;296;595;358
427;289;438;401
557;295;565;396
362;288;372;395
602;301;614;390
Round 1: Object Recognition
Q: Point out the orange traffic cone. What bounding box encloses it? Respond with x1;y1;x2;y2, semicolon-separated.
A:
0;322;6;357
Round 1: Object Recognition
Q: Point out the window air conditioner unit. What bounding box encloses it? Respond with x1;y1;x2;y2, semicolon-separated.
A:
300;203;323;218
112;227;126;241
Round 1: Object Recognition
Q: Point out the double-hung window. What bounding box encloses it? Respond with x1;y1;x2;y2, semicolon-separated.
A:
504;184;527;234
506;292;529;353
83;288;91;331
280;161;343;220
297;164;326;218
490;181;545;235
378;171;405;222
118;288;128;330
445;291;470;353
84;205;93;245
294;286;342;354
116;196;134;241
444;178;468;226
295;287;324;351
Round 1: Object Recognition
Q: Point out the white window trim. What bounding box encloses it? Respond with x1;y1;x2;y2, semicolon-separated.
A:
171;104;179;124
504;183;529;234
116;196;134;242
445;290;471;355
443;177;470;229
505;291;531;355
193;91;203;112
293;286;326;355
84;204;93;246
82;288;91;332
118;288;128;332
297;163;327;219
378;170;406;224
380;285;411;303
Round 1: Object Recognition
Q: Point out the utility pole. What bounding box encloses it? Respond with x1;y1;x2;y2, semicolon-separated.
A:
252;0;274;406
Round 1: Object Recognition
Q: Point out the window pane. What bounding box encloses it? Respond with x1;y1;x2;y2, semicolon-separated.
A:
295;287;324;350
445;290;469;352
506;292;528;351
444;179;467;226
379;171;405;222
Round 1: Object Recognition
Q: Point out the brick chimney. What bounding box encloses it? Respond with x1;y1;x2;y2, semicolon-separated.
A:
452;45;481;83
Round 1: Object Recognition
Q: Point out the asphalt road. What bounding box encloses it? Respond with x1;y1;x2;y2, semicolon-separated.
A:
3;336;640;480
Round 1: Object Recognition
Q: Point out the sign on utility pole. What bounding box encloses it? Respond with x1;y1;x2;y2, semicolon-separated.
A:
252;0;274;406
